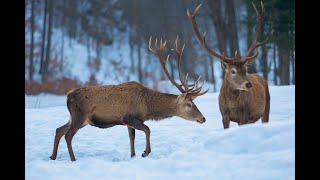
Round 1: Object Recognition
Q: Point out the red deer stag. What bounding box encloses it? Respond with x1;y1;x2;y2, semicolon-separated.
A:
187;1;272;129
50;36;209;161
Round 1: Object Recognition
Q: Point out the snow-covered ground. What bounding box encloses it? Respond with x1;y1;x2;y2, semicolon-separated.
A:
25;85;295;180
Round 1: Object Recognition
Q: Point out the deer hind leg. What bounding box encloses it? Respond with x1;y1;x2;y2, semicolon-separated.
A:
50;119;71;160
127;126;136;158
65;117;88;161
123;117;151;157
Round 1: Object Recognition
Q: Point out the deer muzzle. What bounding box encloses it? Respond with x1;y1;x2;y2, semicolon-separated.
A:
196;117;206;124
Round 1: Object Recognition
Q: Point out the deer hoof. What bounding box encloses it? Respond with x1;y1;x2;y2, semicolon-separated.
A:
131;154;136;158
142;150;150;157
142;152;149;157
49;156;56;160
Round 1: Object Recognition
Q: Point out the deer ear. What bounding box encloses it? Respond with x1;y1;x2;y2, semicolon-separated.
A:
177;93;187;103
190;95;197;100
221;61;229;70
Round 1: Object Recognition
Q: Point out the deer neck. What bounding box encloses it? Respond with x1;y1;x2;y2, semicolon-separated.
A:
146;92;178;120
221;78;242;98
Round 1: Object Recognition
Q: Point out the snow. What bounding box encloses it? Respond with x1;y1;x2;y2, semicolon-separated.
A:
25;85;295;180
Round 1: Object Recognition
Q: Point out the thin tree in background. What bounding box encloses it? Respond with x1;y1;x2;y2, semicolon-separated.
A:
245;0;257;73
133;0;143;83
225;0;240;57
208;0;227;78
273;44;278;85
39;0;48;75
43;0;53;82
209;56;216;92
260;45;269;81
290;19;295;84
129;31;135;74
29;0;35;81
60;0;66;71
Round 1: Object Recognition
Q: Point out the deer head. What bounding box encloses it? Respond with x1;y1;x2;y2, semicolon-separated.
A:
149;36;209;123
187;1;273;91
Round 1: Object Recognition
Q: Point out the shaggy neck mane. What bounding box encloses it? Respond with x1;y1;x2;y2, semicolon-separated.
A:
145;91;178;120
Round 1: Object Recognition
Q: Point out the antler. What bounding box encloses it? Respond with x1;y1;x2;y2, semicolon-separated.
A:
241;1;274;64
149;36;210;96
187;3;236;62
188;1;273;65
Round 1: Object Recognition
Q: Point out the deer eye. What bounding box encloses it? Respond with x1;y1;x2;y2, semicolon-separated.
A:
231;70;236;74
187;102;192;107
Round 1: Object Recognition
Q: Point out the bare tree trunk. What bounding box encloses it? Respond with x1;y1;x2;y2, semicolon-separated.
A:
290;26;295;84
279;48;290;85
95;40;101;71
60;0;66;72
137;37;142;83
29;0;35;81
60;29;64;71
273;44;278;85
260;45;268;81
133;0;143;83
210;0;227;56
25;0;27;18
209;0;227;79
43;0;53;82
225;0;240;56
209;56;216;92
39;0;47;75
291;47;295;85
129;33;135;74
204;57;209;81
86;36;91;64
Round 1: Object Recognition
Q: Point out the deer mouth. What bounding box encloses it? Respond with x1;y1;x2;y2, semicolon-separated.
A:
196;119;204;124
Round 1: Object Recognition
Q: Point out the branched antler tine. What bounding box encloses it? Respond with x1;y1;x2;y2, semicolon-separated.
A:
186;75;201;90
184;73;189;91
181;43;185;55
202;31;207;46
155;38;157;48
189;85;205;95
261;1;265;14
256;29;274;47
163;40;167;48
241;50;259;64
149;37;186;93
173;36;187;89
190;79;205;93
148;36;155;52
175;36;179;50
194;3;203;14
243;1;272;58
252;2;259;17
193;86;210;97
184;73;189;83
187;3;228;61
165;54;170;64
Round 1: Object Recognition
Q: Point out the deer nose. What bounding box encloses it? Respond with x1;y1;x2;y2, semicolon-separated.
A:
246;81;252;89
202;117;206;122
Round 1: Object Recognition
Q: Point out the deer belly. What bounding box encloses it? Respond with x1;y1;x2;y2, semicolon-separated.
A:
228;104;264;122
89;115;124;128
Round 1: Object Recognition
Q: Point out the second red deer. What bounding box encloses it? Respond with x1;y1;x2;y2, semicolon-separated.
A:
49;37;209;161
187;1;272;129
